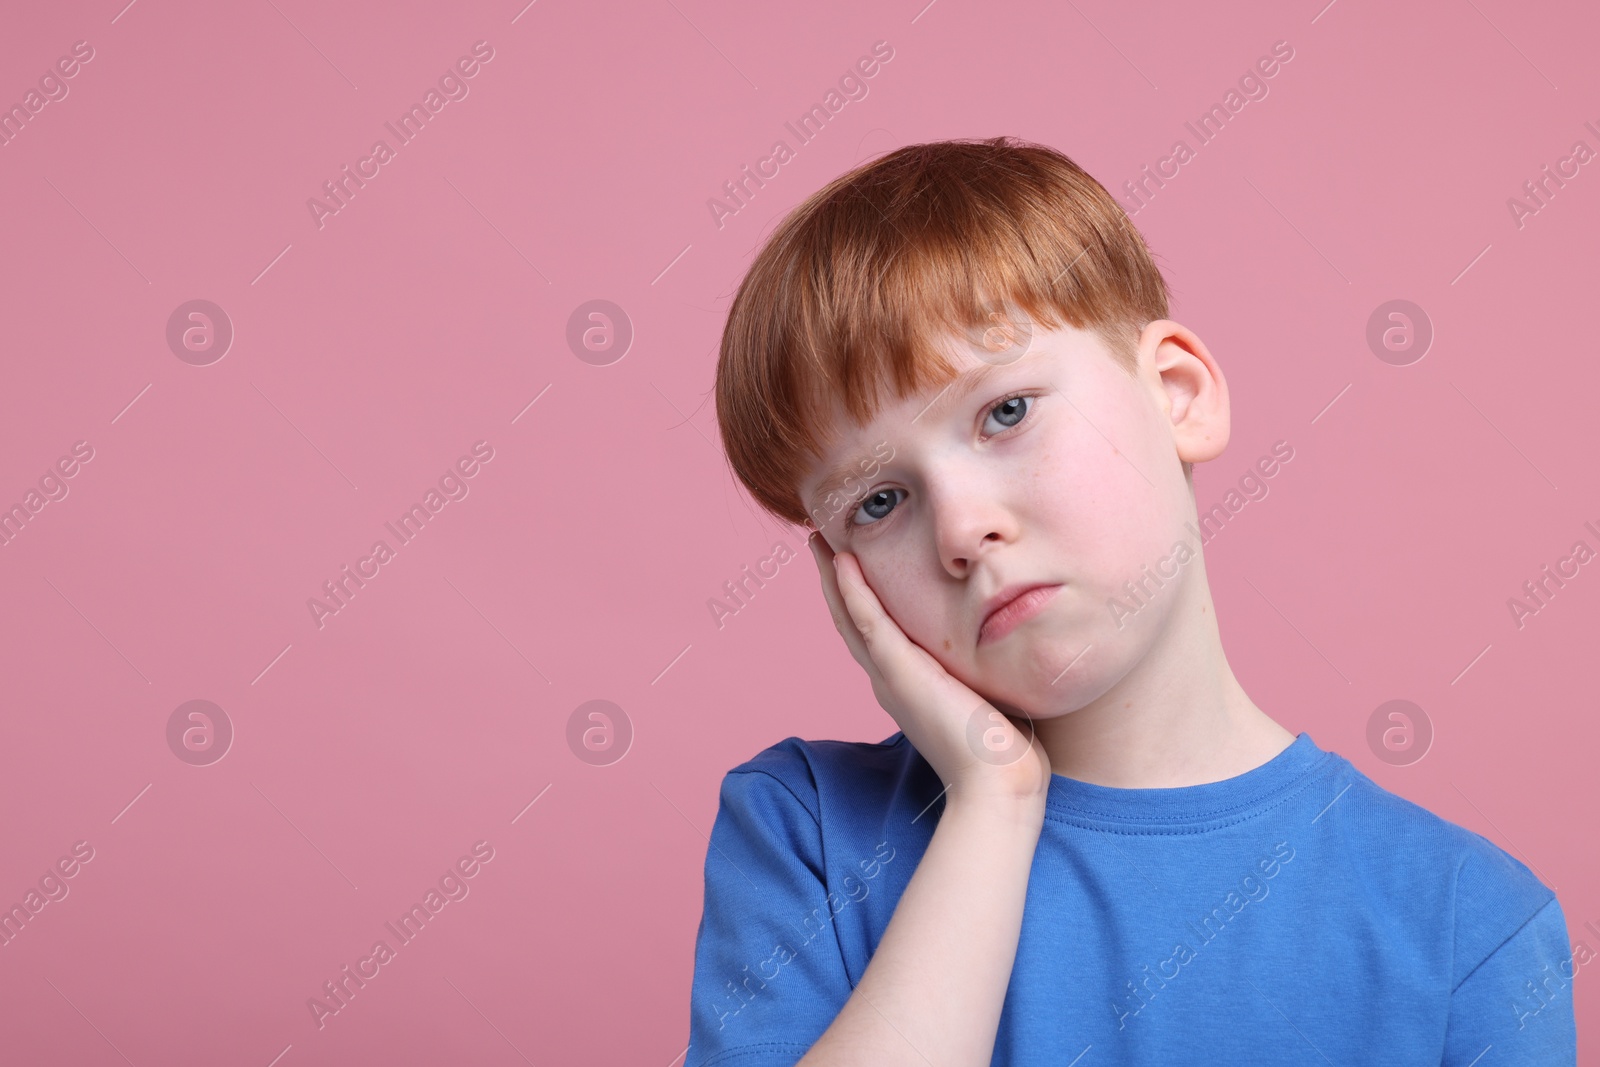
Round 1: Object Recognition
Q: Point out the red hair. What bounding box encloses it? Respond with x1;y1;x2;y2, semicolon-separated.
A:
714;135;1171;528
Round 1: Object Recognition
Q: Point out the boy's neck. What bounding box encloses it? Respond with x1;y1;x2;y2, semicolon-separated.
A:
1032;684;1295;791
1024;561;1296;790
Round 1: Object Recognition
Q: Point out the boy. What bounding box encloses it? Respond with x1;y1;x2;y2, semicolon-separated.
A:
686;136;1577;1065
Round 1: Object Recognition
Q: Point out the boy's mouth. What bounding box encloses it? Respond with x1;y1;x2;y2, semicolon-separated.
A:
978;583;1063;645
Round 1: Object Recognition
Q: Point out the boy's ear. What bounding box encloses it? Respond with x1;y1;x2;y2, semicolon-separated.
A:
1136;318;1230;467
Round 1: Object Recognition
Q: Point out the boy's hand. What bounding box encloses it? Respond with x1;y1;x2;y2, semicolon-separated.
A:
808;532;1052;809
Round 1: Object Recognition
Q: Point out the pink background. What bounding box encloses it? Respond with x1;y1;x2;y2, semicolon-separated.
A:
1;0;1596;1062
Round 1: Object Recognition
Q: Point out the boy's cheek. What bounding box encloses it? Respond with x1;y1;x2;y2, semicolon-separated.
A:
856;560;959;664
859;560;928;632
1054;466;1184;594
895;589;977;674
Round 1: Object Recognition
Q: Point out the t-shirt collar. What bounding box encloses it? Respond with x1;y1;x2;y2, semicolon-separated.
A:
1041;731;1332;831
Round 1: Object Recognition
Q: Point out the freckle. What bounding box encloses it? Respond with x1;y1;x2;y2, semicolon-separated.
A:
943;639;951;651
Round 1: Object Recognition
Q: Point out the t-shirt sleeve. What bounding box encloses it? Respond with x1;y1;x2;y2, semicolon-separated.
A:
1443;895;1577;1065
684;763;855;1067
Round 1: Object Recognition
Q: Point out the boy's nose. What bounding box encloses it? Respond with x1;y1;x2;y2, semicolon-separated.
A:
936;500;1014;579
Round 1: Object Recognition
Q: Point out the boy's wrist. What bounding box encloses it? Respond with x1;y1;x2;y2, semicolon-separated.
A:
942;784;1049;830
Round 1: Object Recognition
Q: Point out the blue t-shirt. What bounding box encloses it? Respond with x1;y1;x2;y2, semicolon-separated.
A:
685;731;1578;1065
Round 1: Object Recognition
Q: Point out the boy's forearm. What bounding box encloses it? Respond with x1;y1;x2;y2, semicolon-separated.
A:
797;792;1046;1067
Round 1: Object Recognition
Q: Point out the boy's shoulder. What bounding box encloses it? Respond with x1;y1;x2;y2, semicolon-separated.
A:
1329;756;1559;968
720;731;923;826
725;731;912;777
1337;755;1552;882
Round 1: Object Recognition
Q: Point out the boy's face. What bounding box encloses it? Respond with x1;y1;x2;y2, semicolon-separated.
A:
801;317;1229;718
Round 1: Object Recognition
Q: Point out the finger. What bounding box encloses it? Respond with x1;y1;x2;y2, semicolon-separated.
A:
807;532;877;675
831;550;956;710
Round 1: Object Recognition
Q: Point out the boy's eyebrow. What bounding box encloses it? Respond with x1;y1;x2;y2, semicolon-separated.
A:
808;456;873;515
806;361;1010;514
909;360;1008;425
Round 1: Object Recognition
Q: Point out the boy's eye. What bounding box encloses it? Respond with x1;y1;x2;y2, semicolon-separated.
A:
982;395;1032;436
851;391;1036;531
851;488;905;527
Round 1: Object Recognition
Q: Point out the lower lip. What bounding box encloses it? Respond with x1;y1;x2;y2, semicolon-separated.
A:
979;585;1062;644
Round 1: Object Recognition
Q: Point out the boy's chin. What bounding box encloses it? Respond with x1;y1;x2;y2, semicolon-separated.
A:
978;686;1055;720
